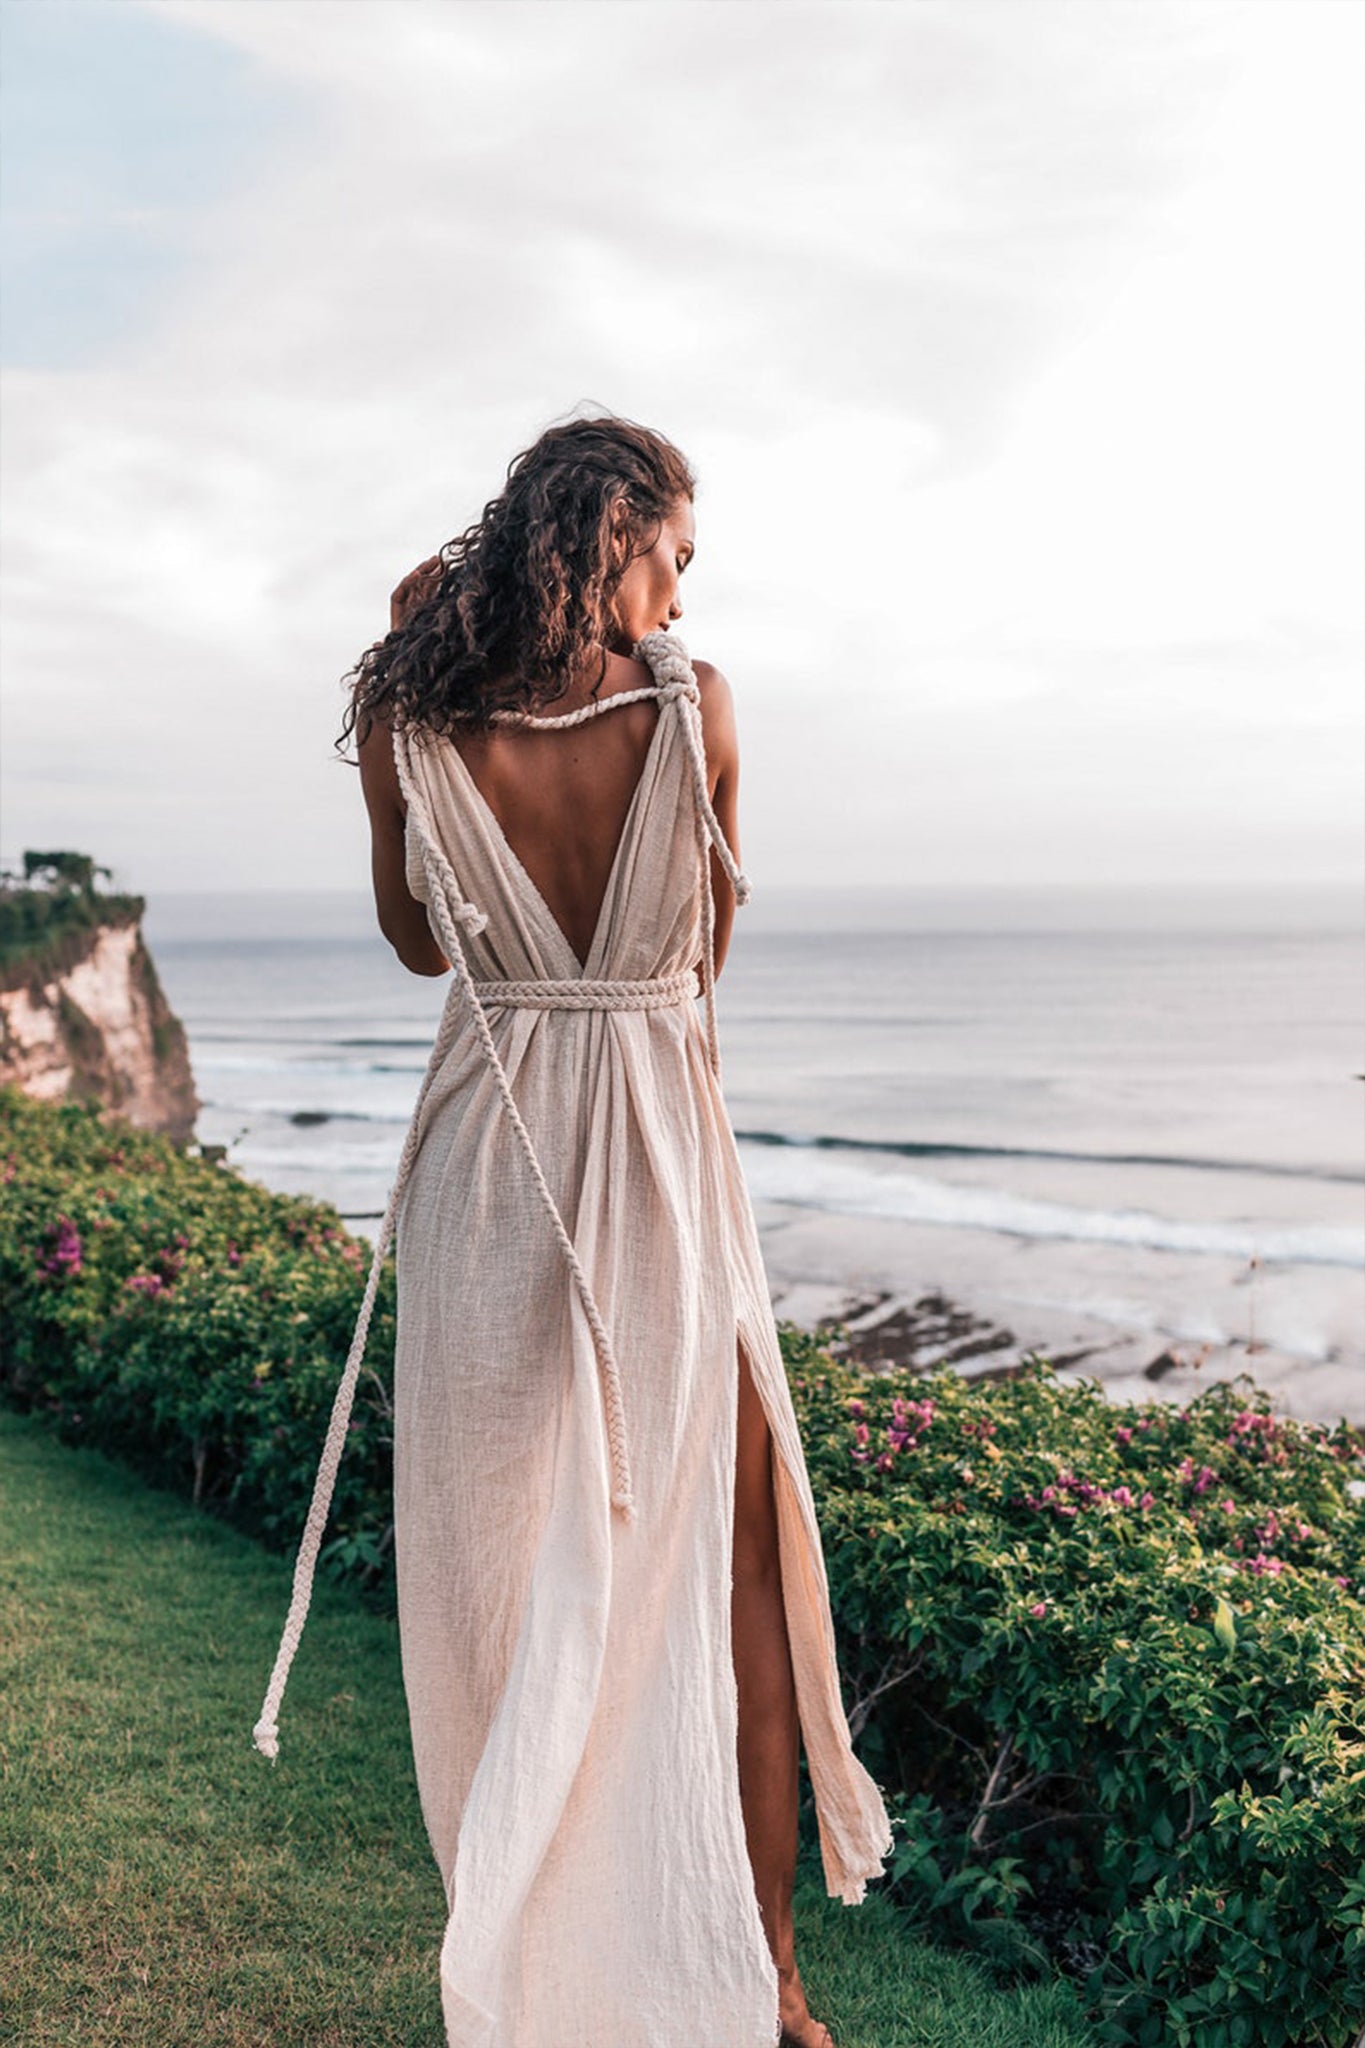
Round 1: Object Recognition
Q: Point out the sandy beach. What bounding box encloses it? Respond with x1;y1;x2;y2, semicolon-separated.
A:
756;1199;1364;1432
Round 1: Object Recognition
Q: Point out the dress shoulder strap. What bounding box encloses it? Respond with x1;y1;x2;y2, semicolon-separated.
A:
488;680;685;729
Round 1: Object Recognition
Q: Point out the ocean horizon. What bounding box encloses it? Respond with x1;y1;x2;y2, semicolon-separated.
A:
140;880;1364;1421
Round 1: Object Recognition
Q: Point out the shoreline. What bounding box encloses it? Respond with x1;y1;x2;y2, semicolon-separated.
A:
755;1200;1364;1431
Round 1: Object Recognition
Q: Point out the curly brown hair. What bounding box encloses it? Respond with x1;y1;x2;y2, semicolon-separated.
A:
335;410;696;756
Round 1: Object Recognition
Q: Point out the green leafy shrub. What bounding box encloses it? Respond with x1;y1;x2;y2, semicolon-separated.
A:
3;1083;1362;2046
0;852;145;983
0;1084;395;1591
784;1323;1365;2047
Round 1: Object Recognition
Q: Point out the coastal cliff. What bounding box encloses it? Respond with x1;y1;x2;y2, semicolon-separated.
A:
0;853;199;1147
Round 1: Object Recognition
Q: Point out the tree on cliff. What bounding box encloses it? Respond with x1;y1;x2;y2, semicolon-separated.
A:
16;852;114;897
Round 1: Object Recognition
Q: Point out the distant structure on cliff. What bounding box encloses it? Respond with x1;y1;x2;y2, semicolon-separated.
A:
0;851;199;1146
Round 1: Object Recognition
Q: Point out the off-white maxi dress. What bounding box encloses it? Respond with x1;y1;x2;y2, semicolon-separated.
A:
252;631;891;2048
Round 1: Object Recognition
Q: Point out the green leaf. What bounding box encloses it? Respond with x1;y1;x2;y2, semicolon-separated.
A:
1213;1596;1238;1654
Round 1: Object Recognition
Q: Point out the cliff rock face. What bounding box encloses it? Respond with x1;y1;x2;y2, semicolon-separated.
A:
0;917;199;1146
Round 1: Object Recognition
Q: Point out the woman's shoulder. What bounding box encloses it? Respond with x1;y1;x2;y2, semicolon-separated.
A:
685;658;738;783
689;656;735;720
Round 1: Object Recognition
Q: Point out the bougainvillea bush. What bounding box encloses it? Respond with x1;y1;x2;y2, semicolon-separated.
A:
786;1324;1365;2048
0;1085;397;1586
4;1085;1363;2046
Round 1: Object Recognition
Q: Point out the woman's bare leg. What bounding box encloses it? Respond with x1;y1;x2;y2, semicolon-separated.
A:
732;1336;833;2047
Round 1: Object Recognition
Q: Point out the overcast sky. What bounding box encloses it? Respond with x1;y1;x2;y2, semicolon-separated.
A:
2;0;1361;896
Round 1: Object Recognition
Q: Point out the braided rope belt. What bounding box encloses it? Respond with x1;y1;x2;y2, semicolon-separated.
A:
466;968;700;1011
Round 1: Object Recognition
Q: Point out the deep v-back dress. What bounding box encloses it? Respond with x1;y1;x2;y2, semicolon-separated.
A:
252;632;891;2048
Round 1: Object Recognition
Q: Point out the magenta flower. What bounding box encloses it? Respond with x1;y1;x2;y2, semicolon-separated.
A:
1139;1491;1155;1510
846;1399;865;1419
1114;1426;1134;1447
1228;1410;1279;1446
1109;1485;1135;1508
875;1452;894;1473
853;1422;869;1447
1243;1552;1284;1576
36;1216;83;1278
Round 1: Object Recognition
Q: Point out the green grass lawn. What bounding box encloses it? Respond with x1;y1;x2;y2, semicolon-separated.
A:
0;1407;1097;2046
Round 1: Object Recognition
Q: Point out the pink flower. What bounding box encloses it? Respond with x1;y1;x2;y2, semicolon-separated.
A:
36;1216;83;1278
875;1452;895;1473
853;1422;869;1447
847;1400;865;1419
1228;1410;1278;1445
1221;1498;1236;1514
1114;1426;1133;1447
1193;1466;1216;1496
1139;1491;1155;1510
1109;1485;1135;1508
1242;1552;1284;1576
1029;1601;1047;1618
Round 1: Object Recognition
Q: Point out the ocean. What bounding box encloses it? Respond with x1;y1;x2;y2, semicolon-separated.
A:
141;882;1364;1422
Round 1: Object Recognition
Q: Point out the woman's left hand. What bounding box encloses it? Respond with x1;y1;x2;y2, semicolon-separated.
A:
390;554;443;632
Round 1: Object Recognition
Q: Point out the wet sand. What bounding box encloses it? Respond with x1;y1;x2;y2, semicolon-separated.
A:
756;1201;1364;1431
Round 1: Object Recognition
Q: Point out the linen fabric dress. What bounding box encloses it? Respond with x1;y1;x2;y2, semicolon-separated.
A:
254;631;891;2048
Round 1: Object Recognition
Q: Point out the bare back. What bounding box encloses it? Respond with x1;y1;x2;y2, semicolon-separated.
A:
447;654;681;971
361;643;741;979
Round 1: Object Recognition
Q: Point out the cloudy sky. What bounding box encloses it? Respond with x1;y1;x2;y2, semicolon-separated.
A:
2;0;1361;896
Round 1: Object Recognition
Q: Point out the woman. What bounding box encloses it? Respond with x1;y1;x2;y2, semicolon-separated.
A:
254;414;891;2048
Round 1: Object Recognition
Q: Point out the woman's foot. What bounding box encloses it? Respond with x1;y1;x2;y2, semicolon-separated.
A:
777;1959;836;2047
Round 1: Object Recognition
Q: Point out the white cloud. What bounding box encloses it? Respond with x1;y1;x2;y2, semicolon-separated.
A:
2;0;1360;891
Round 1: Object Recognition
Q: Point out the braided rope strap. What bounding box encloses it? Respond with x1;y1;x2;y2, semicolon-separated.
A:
468;969;700;1010
250;889;486;1761
629;632;753;1083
